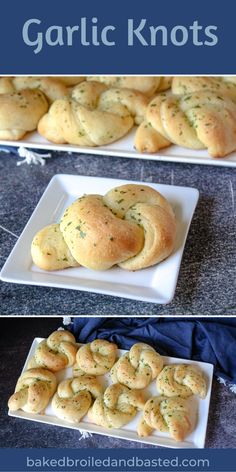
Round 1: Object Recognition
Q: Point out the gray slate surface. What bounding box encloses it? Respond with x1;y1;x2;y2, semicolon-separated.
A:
0;150;235;316
1;317;235;448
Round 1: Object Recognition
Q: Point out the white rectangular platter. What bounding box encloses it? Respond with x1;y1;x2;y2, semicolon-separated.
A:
8;337;214;449
0;127;236;167
0;174;199;304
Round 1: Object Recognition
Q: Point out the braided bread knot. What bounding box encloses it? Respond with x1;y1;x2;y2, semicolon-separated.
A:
135;90;236;157
88;383;145;428
38;80;148;146
156;364;207;398
111;343;163;389
51;376;104;423
8;368;57;414
28;331;78;372
74;339;117;376
31;184;176;272
138;396;191;442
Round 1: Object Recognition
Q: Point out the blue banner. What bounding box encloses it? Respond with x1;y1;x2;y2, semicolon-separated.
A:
0;0;235;74
0;448;236;472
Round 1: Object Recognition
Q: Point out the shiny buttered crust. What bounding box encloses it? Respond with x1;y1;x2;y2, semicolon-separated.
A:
75;339;118;376
156;364;207;399
51;376;104;423
87;76;172;96
8;368;57;414
135;90;236;157
61;194;144;270
28;330;78;372
31;184;176;272
110;343;163;389
0;89;48;140
88;383;146;429
138;396;192;442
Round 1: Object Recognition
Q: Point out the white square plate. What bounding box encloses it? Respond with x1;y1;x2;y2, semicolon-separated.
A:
0;174;199;304
8;337;214;449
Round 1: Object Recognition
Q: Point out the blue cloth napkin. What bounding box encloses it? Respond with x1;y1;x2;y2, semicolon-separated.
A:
0;145;21;154
70;317;236;382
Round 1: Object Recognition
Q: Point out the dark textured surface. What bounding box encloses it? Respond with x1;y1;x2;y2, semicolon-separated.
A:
1;317;235;448
0;150;235;316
